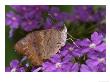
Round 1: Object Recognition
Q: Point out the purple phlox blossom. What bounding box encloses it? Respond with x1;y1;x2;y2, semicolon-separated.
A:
42;43;84;72
52;21;64;30
71;5;95;22
42;53;73;72
6;11;20;29
61;12;72;23
5;59;25;72
76;52;106;72
61;43;84;57
11;5;48;15
44;17;53;29
70;63;80;72
86;57;106;72
6;5;66;35
87;50;106;72
48;6;64;21
21;18;40;31
11;5;32;14
80;64;92;72
44;17;64;30
93;8;106;22
76;32;106;53
42;39;106;72
71;5;106;23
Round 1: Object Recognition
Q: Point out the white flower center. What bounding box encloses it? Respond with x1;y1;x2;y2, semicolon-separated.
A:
68;47;74;51
22;7;26;10
89;43;96;48
54;13;58;16
11;68;16;72
98;58;105;63
12;17;16;21
55;62;62;68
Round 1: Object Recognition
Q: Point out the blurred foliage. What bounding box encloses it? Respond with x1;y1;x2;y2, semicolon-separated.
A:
5;6;23;66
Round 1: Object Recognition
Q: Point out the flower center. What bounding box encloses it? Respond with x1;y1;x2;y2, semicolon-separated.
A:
54;13;58;16
22;7;26;11
89;43;96;48
98;58;105;63
72;54;88;64
36;7;39;10
55;62;62;68
68;47;74;51
88;15;93;20
12;17;16;21
76;15;80;19
83;6;87;10
28;20;32;25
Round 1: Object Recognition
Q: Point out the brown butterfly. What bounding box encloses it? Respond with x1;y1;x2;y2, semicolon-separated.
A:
14;25;67;66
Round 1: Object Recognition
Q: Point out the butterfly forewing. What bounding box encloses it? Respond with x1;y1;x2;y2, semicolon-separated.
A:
15;27;67;66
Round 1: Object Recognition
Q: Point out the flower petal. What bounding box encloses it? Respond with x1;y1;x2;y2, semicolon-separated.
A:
80;64;91;72
91;32;103;45
95;43;106;52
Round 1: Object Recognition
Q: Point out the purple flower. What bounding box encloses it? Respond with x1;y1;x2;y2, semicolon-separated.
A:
5;59;25;72
6;5;67;36
70;5;105;23
42;36;106;72
80;64;92;72
10;60;19;68
77;32;106;53
44;17;53;29
71;5;94;22
86;56;105;72
21;19;40;31
44;17;64;30
52;21;64;30
61;12;72;23
93;9;106;22
48;7;64;21
42;54;71;72
71;63;79;72
41;44;78;72
11;5;36;15
6;11;20;29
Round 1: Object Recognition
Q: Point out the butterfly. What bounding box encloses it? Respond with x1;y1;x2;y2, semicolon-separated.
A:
14;25;67;66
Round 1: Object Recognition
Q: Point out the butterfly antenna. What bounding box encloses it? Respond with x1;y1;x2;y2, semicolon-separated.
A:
67;32;76;39
67;33;79;48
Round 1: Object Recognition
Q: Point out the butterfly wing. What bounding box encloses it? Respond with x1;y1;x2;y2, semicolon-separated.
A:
15;27;67;66
15;31;44;65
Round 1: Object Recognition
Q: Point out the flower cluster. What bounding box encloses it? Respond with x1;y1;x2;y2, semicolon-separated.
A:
5;5;106;72
6;5;69;37
6;5;105;38
5;59;42;72
42;32;106;72
70;5;105;23
5;60;25;72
